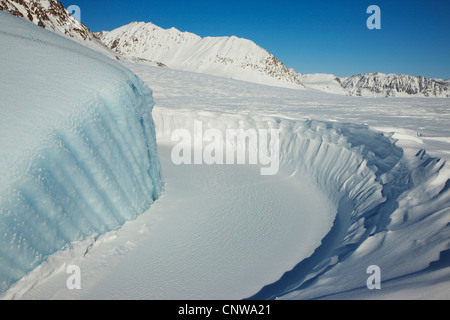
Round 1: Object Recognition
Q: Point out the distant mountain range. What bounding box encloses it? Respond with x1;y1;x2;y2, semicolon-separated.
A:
1;0;449;97
295;72;450;97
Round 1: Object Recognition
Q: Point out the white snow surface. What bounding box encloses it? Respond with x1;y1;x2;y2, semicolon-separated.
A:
1;11;449;300
3;58;449;299
139;68;450;299
0;12;163;294
294;72;449;98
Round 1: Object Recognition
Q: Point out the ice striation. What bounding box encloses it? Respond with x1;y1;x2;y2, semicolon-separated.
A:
0;12;163;293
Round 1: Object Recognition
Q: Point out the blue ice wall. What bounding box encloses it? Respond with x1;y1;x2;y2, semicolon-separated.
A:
0;12;163;293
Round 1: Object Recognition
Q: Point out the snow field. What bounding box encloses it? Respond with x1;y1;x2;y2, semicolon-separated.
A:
152;109;391;298
130;63;449;298
0;10;449;299
6;103;449;299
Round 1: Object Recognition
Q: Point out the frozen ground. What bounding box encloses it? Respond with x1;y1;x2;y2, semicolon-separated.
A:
1;12;449;300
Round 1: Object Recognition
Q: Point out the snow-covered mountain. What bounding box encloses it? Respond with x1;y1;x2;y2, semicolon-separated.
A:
295;73;348;95
96;22;304;89
435;78;450;87
1;4;449;300
340;72;450;98
0;0;115;57
295;72;450;98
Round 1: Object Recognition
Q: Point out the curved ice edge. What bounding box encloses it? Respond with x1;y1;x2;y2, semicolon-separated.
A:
0;77;164;294
153;107;450;300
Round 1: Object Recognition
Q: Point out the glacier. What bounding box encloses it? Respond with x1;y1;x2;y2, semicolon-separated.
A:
0;7;449;299
4;60;447;299
116;63;449;299
0;11;163;293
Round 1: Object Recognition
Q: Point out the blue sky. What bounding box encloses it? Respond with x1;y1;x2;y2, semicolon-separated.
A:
60;0;450;79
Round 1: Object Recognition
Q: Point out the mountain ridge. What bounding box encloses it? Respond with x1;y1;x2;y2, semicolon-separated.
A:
1;0;448;97
294;71;449;97
339;72;450;97
96;21;304;89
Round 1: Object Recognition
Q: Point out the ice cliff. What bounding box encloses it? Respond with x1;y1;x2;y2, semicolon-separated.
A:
0;12;163;293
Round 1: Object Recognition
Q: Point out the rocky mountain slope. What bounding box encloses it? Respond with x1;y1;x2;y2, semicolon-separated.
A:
96;21;304;89
0;0;115;57
340;72;450;98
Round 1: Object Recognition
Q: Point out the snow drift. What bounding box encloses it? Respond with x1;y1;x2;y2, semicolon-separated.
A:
153;107;450;299
0;12;163;293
